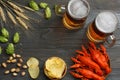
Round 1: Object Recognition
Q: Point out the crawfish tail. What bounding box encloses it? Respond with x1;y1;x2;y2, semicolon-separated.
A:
76;68;104;80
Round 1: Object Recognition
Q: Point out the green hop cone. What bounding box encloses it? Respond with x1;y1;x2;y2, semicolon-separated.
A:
13;32;20;43
39;2;48;9
1;28;9;38
0;36;8;43
29;0;39;11
45;7;51;19
6;43;14;55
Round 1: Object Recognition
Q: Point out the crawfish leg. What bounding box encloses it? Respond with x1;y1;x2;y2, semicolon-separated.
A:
89;42;97;50
70;64;81;69
82;77;89;80
70;71;83;79
81;45;90;57
71;57;81;64
76;50;90;57
100;44;109;62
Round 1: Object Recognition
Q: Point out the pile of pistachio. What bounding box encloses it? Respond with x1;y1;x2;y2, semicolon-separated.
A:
29;0;51;19
1;54;28;77
0;27;20;55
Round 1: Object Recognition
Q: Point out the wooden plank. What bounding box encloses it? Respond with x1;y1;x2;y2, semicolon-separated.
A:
0;0;120;80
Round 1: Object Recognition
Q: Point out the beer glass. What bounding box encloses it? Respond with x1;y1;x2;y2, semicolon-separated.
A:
55;0;90;30
87;11;118;47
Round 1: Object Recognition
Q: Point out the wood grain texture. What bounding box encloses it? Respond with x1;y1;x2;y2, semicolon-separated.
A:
0;0;120;80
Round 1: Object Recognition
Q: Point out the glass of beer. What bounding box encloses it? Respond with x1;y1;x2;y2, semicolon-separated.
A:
55;0;90;30
87;11;118;47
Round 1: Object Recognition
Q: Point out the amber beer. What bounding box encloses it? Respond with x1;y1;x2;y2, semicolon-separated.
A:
87;11;118;43
63;0;90;29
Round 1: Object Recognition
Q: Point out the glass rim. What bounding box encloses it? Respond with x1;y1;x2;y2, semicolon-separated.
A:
95;10;119;33
67;0;90;20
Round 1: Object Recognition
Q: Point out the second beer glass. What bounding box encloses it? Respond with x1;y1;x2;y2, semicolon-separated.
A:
87;11;118;47
55;0;90;30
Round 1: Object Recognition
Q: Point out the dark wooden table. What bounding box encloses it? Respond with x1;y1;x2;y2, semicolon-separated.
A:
0;0;120;80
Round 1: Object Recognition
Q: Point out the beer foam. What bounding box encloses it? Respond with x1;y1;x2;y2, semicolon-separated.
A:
68;0;89;19
96;11;118;33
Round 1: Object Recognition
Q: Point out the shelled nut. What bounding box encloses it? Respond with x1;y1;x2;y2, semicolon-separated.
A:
2;62;7;68
17;63;22;67
11;59;17;63
19;58;23;63
9;56;13;60
13;72;18;76
16;54;21;58
15;68;20;72
21;71;26;76
4;70;10;74
1;53;28;77
23;65;27;69
12;54;16;58
6;60;11;63
11;68;16;72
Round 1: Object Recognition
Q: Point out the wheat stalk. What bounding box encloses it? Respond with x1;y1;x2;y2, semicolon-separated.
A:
7;1;24;12
0;6;6;22
16;16;28;29
13;9;29;20
7;10;17;25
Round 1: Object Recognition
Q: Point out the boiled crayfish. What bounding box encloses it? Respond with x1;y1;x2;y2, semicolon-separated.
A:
70;42;111;80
